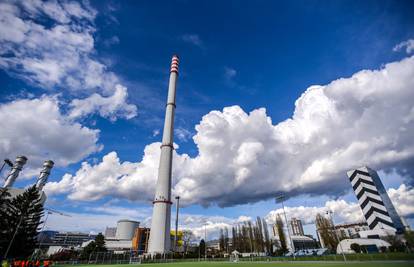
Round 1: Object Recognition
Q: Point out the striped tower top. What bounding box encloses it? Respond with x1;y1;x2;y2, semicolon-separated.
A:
347;166;404;234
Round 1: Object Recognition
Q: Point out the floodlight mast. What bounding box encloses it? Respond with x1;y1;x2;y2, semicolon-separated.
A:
275;194;295;260
326;210;347;262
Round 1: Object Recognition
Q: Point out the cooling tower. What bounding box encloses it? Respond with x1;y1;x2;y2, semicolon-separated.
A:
115;219;139;240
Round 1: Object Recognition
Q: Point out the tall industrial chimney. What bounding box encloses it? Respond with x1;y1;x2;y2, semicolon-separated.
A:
35;160;54;190
3;155;28;188
148;55;179;254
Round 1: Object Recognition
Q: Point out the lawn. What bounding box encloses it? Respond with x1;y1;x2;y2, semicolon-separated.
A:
61;262;414;267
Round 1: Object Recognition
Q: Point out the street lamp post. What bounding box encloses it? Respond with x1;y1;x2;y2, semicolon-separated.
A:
276;194;295;260
326;210;346;262
204;224;207;261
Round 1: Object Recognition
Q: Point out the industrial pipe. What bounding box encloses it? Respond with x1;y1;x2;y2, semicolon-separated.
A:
35;160;54;190
3;156;28;188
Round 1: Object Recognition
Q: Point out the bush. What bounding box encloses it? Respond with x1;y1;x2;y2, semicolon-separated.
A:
350;243;361;253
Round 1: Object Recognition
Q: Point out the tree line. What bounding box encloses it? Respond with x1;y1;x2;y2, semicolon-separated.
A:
218;216;285;255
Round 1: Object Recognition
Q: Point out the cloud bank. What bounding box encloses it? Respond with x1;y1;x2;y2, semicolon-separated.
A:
46;56;414;206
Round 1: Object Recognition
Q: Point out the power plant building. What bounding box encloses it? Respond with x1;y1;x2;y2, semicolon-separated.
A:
347;166;405;234
115;219;139;240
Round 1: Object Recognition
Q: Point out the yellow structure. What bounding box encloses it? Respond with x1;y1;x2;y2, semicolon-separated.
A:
170;230;183;247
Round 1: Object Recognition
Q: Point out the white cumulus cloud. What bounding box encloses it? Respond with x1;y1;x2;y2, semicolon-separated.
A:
68;84;137;121
0;96;101;178
265;184;414;225
0;0;136;120
47;56;414;206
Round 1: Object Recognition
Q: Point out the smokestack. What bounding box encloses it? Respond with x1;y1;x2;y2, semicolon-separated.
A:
148;55;179;254
3;155;28;188
35;160;54;190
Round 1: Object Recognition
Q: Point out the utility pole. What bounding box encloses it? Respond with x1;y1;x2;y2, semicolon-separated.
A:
326;210;346;262
174;196;180;252
276;194;295;260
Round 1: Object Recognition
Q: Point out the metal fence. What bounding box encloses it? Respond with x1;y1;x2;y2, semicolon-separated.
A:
51;252;414;265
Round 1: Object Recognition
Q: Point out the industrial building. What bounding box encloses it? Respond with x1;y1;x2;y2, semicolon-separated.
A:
104;227;117;238
100;220;153;254
104;219;140;251
347;166;405;234
51;232;96;247
2;156;54;204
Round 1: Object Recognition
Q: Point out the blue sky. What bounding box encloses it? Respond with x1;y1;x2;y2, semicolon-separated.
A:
1;0;414;239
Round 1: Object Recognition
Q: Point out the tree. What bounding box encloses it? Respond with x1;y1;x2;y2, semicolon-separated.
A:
350;243;361;253
2;186;44;258
80;241;96;260
383;234;405;252
80;234;106;260
275;214;288;254
182;230;195;253
94;233;106;252
0;188;12;256
262;218;272;254
315;213;337;251
199;239;206;257
404;230;414;252
219;229;225;251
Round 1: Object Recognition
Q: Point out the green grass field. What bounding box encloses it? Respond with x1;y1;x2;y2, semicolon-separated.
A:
58;262;414;267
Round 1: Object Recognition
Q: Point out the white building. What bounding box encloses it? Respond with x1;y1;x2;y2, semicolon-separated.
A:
334;222;370;239
290;218;304;236
336;238;390;254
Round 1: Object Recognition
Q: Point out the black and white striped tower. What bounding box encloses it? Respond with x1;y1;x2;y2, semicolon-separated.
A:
148;55;179;254
347;166;404;234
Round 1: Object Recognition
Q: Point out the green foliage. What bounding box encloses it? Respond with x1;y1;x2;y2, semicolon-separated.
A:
315;213;338;252
226;216;273;255
199;239;206;257
404;230;414;251
275;214;288;255
0;188;13;255
383;234;405;252
79;233;106;260
350;243;361;253
94;233;106;252
0;186;44;259
80;241;96;260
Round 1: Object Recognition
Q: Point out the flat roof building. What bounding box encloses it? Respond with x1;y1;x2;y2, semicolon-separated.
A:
290;218;304;236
